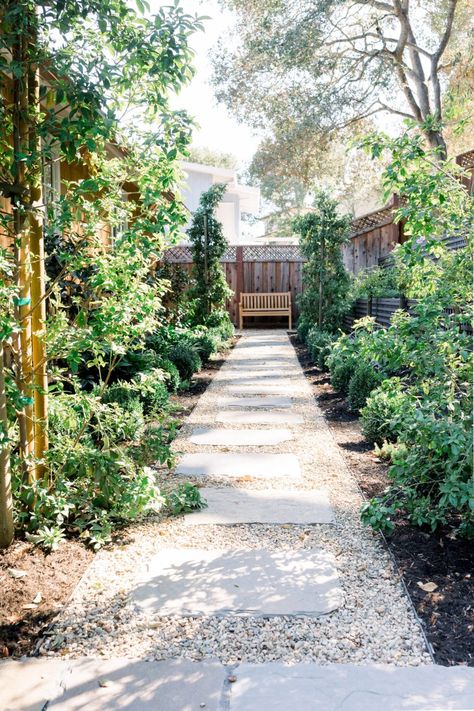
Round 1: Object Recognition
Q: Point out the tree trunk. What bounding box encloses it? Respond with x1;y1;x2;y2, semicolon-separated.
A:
318;235;325;328
0;342;14;549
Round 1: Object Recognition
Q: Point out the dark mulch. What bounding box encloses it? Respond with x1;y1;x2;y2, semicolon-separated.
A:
0;339;236;658
291;334;474;667
0;540;93;658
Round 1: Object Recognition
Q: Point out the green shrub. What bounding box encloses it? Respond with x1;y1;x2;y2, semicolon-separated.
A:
360;378;409;445
361;391;473;537
347;361;383;412
169;340;202;381
160;358;181;392
306;327;335;370
114;349;161;380
102;381;141;410
133;368;169;415
93;400;145;443
297;318;312;343
14;446;163;550
192;330;220;362
165;482;207;515
330;360;355;394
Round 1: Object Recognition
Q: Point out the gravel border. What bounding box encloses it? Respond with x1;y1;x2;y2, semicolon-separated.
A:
38;330;431;666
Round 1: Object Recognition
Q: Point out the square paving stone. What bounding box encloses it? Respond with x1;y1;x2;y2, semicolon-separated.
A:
229;663;474;711
49;659;225;711
0;659;68;711
183;488;334;525
189;427;293;446
175;453;301;479
220;396;293;409
132;549;342;616
215;410;303;425
225;384;305;395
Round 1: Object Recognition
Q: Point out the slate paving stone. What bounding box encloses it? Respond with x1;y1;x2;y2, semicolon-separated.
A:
219;396;293;409
183;488;334;525
133;548;343;616
175;452;302;479
48;659;225;711
189;427;293;446
225;384;306;395
0;659;67;711
215;410;303;425
229;663;474;711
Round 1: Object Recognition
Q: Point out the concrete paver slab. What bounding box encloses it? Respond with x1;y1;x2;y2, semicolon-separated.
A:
225;384;305;395
175;453;301;479
189;427;293;446
133;548;343;616
49;658;224;711
0;659;67;711
219;396;293;409
230;663;474;711
215;410;303;425
183;488;334;525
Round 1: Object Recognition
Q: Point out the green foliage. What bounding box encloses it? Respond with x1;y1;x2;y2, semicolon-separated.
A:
160;359;182;392
187;184;233;324
352;266;400;299
168;341;202;382
165;483;207;515
347;361;383;413
360;378;409;445
294;192;351;332
132;369;169;416
306;327;335;371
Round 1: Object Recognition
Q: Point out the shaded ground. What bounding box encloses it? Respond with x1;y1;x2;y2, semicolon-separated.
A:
291;335;474;668
0;342;236;659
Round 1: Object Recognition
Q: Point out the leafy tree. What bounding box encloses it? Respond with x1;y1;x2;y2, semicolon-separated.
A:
0;0;201;546
294;192;351;334
187;183;232;324
186;146;238;170
213;0;467;157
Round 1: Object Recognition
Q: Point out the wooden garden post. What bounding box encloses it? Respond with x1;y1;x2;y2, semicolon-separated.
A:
0;341;14;549
318;232;325;328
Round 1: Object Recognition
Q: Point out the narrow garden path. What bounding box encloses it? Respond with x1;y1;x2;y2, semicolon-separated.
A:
2;330;473;710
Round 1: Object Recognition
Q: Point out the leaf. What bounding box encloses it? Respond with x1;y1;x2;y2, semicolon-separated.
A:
98;679;111;688
8;568;27;579
32;592;42;604
417;581;438;593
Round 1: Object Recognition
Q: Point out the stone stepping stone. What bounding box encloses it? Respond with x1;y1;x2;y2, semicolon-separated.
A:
189;427;293;446
48;659;224;711
183;488;334;525
133;548;342;616
216;410;303;425
229;663;474;711
225;384;305;395
0;658;67;710
175;453;301;479
220;396;293;409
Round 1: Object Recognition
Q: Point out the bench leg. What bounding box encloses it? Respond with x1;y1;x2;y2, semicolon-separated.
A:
288;310;292;331
239;308;243;330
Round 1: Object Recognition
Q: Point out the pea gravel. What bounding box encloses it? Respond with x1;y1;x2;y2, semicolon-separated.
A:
38;330;431;666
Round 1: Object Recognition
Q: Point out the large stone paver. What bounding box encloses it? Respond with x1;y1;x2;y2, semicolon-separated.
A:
49;659;224;711
0;659;66;711
229;663;474;711
189;427;293;446
183;488;334;525
133;548;343;616
225;383;305;395
175;452;301;479
215;410;303;425
220;396;293;409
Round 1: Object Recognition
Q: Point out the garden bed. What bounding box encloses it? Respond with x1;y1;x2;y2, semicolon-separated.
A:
0;345;235;659
291;335;474;668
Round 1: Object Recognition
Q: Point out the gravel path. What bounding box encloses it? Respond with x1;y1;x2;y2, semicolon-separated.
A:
38;330;431;666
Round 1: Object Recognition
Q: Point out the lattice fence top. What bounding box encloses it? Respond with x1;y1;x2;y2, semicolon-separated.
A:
349;205;394;237
162;244;305;263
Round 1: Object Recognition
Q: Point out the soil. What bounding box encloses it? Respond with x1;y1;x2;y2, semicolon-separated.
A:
291;334;474;667
0;341;236;659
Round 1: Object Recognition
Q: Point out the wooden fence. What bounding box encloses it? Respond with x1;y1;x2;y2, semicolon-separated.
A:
342;149;474;275
162;244;305;326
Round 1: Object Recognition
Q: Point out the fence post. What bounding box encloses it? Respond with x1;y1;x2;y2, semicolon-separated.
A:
236;245;244;310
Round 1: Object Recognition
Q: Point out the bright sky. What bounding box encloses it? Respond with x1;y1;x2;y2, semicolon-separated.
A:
149;0;262;170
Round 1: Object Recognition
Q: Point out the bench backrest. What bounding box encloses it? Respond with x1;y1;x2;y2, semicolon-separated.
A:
240;292;291;309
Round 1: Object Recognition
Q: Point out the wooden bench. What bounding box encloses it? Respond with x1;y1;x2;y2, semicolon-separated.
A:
239;292;292;330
